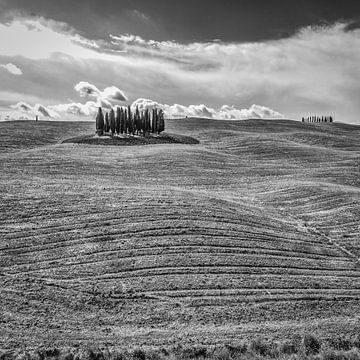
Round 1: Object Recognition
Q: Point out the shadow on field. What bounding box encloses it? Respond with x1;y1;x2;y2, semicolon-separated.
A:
62;133;200;146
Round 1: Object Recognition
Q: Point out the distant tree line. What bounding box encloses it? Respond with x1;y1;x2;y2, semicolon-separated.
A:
95;106;165;136
302;116;334;123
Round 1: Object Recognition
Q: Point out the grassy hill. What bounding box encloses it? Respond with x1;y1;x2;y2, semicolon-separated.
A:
0;118;359;353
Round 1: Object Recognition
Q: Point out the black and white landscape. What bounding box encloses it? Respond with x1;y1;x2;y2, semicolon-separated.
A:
1;1;360;359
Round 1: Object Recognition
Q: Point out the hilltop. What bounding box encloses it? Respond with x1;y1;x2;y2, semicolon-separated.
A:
0;118;359;353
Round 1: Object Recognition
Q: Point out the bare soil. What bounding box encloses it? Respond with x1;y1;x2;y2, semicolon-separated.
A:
0;118;359;351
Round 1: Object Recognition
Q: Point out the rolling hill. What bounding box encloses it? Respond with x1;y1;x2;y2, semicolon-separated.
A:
0;118;359;351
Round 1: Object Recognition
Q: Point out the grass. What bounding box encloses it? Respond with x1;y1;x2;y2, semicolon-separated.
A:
0;118;359;351
2;334;360;360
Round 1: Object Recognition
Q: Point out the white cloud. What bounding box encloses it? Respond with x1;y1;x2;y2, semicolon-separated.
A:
11;101;59;118
74;81;101;98
0;17;108;60
34;103;59;118
130;98;283;120
51;101;99;116
74;81;127;106
0;62;22;75
102;86;128;101
49;95;282;120
10;101;32;112
1;17;360;123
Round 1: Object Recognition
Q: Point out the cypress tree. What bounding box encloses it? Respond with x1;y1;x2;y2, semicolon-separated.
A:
124;109;128;134
109;108;115;134
155;109;159;133
152;109;156;133
144;109;149;135
95;107;104;136
115;107;121;134
120;108;124;134
158;109;165;134
127;105;132;135
140;111;145;135
135;106;141;135
105;112;109;132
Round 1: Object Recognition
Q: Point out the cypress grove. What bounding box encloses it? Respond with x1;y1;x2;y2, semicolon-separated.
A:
95;106;166;137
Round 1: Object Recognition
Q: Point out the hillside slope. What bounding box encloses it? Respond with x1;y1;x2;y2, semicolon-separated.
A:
0;119;359;350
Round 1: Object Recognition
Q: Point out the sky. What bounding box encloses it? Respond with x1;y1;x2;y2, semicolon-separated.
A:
0;0;360;122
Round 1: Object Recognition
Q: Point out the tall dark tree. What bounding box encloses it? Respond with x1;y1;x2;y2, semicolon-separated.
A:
127;105;132;134
158;109;165;134
105;112;109;132
109;108;116;134
135;106;141;135
115;107;121;134
120;108;124;134
95;107;104;136
151;109;156;133
124;109;128;134
140;111;145;135
146;108;151;135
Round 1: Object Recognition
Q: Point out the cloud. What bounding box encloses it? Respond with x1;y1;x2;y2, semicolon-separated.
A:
102;86;128;101
0;17;105;60
11;101;59;118
10;101;32;112
74;81;101;98
131;98;283;120
0;62;22;75
51;101;98;116
34;103;59;118
74;81;127;106
49;94;282;120
1;17;360;123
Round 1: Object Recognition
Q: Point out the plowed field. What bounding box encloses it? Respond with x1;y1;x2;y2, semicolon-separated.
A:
0;119;359;350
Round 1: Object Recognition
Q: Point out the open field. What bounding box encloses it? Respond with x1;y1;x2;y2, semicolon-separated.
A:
0;118;359;352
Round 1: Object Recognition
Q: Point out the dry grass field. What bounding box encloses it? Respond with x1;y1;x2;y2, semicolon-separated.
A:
0;118;359;354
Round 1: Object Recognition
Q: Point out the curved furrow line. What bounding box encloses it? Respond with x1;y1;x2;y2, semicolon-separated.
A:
79;272;360;293
1;207;288;235
63;266;360;282
147;288;360;298
1;213;298;240
3;244;350;269
0;223;328;253
2;240;346;266
9;260;359;279
185;295;360;307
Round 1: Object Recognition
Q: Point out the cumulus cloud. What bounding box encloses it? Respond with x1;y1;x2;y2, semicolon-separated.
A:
51;101;99;116
50;94;282;120
130;98;283;120
0;62;22;75
10;101;32;112
74;81;127;105
1;17;360;123
74;81;101;98
11;101;59;118
49;81;128;117
102;86;128;101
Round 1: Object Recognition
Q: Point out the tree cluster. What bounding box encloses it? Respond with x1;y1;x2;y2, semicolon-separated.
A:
96;106;165;136
302;116;333;123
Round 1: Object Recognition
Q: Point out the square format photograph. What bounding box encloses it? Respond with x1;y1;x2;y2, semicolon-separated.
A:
0;1;360;359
